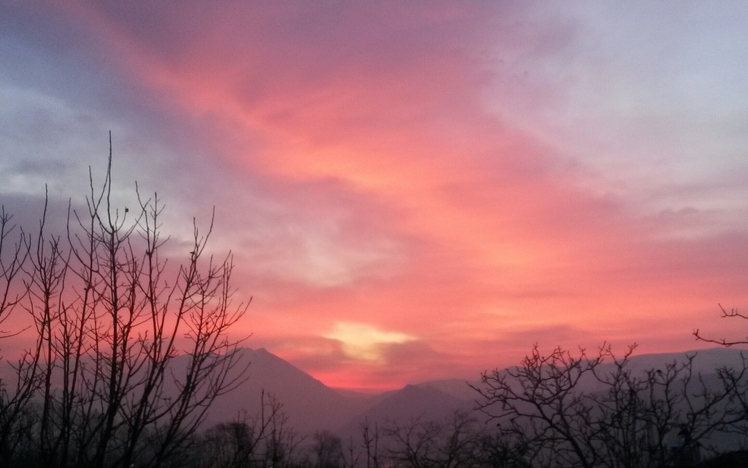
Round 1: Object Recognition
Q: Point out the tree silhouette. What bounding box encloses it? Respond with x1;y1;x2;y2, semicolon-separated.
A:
473;344;744;468
694;304;748;347
0;134;250;468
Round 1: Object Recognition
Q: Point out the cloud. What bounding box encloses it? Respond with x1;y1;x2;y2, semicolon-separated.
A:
324;322;415;362
3;1;748;390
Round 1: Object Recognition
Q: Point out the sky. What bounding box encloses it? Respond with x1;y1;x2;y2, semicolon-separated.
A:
2;1;748;391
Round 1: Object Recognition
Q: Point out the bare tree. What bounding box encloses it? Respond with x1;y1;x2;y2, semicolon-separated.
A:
0;205;29;330
261;396;303;468
477;431;529;468
694;303;748;347
313;430;343;468
0;205;34;467
194;391;304;468
360;419;382;468
694;303;748;445
384;412;482;468
0;134;251;468
474;344;742;468
474;345;605;468
591;349;744;468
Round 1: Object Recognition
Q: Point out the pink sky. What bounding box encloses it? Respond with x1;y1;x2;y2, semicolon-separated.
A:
2;2;748;390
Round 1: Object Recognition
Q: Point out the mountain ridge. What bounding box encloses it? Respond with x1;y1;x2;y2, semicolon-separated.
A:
0;346;743;437
207;346;747;436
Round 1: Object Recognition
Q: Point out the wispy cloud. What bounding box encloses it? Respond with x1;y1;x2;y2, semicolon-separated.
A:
2;1;748;388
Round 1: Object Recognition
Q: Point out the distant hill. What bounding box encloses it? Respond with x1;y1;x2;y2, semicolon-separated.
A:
2;346;744;438
206;350;485;437
617;347;747;374
157;346;748;436
415;378;481;401
336;383;473;439
206;348;370;434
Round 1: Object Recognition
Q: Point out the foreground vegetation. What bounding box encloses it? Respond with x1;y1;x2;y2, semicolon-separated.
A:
0;141;248;468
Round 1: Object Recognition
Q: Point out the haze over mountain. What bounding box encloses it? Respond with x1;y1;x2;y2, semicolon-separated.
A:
199;347;747;437
206;348;366;433
1;345;741;437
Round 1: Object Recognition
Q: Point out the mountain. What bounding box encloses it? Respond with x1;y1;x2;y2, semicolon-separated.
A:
469;347;748;396
206;348;371;434
415;378;481;402
204;350;489;438
357;383;468;421
336;383;474;439
1;346;744;438
619;347;747;374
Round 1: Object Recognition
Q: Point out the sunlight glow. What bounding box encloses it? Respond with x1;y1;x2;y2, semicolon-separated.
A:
324;322;415;362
